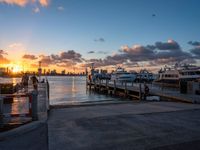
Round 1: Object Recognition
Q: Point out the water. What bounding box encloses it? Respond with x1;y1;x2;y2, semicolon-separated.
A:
47;76;119;105
0;76;120;105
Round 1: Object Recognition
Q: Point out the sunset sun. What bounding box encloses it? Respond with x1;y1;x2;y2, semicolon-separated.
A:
12;65;23;73
6;64;23;73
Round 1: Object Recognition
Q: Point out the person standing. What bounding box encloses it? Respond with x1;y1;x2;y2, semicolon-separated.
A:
21;73;29;92
31;73;39;90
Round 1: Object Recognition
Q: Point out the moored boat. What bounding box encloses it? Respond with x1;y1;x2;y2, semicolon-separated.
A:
154;65;200;86
111;67;137;82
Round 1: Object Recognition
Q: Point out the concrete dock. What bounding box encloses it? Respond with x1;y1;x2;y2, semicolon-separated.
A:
1;100;200;150
48;101;200;150
87;80;200;103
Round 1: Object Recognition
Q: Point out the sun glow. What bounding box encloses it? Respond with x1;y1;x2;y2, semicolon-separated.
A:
12;65;23;73
4;63;24;73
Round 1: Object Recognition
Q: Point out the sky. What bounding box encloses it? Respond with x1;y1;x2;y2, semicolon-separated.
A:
0;0;200;73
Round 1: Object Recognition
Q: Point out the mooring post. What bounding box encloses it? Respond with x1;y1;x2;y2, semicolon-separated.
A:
114;80;116;94
89;79;92;90
86;76;88;89
105;79;107;93
125;81;127;96
139;74;142;100
106;79;108;89
99;79;101;91
139;83;142;100
94;79;96;91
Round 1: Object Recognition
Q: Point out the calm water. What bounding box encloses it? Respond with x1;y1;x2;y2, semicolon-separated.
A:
0;76;119;105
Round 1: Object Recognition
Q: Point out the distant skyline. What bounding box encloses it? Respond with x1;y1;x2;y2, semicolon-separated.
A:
0;0;200;73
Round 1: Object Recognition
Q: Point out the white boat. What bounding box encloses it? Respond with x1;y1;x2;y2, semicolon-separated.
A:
135;69;155;83
154;65;200;85
111;67;137;82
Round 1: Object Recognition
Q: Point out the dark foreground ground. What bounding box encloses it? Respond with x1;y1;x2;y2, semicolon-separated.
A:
1;101;200;150
48;102;200;150
0;122;48;150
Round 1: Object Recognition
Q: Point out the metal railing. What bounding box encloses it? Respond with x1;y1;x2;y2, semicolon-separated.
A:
0;82;49;129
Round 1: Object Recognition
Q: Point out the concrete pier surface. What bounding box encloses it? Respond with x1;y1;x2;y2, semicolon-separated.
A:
0;121;48;150
48;101;200;150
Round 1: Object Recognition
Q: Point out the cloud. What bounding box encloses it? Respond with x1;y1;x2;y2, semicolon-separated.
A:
8;42;23;48
39;55;53;67
0;0;50;7
7;42;27;61
94;38;105;42
188;41;200;46
88;51;95;54
98;51;108;54
0;49;10;64
22;54;38;60
120;44;155;61
59;50;82;62
57;6;64;11
0;49;7;55
85;39;195;69
39;0;49;7
87;51;108;54
155;39;180;50
190;46;200;57
38;50;83;67
33;7;40;13
0;0;28;7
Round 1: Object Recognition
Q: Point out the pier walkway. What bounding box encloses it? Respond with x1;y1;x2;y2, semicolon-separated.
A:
87;81;200;103
48;101;200;150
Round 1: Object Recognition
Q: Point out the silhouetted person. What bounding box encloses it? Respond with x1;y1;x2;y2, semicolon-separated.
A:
31;73;38;90
21;73;29;91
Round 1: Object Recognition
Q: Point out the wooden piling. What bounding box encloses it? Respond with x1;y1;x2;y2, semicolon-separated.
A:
89;79;92;91
125;81;127;96
114;80;116;94
139;83;142;101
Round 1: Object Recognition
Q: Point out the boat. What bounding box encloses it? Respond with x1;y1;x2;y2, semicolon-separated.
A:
111;67;137;82
154;65;200;86
135;69;155;83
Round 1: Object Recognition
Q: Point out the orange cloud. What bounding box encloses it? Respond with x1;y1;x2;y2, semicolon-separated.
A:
0;0;28;7
0;0;50;7
39;0;49;7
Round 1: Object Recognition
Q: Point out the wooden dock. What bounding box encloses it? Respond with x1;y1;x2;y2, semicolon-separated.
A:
86;79;200;104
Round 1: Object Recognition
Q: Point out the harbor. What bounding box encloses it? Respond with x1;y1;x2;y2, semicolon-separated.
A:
0;74;200;150
1;0;200;149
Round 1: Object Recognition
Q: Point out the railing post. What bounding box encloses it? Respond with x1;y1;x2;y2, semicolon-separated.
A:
0;96;4;128
31;90;38;121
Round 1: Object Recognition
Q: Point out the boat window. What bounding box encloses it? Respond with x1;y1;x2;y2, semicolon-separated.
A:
196;71;200;75
187;72;194;75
